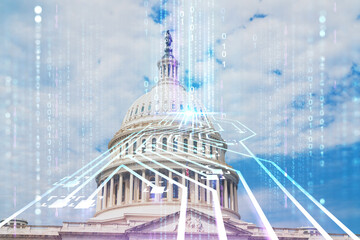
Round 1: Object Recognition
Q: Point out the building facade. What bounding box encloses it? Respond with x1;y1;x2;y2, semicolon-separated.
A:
0;31;353;240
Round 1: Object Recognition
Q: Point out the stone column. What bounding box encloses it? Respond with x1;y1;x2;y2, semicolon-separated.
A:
206;179;210;204
129;173;134;204
118;174;123;206
134;177;139;202
194;173;199;204
201;179;205;203
109;178;114;207
125;177;129;204
190;180;194;203
168;171;173;202
141;170;146;203
234;184;238;212
230;181;234;210
96;183;102;211
155;173;159;201
216;177;220;202
181;169;186;199
102;182;107;209
224;179;228;208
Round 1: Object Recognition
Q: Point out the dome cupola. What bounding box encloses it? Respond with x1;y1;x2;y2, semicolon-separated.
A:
157;30;180;85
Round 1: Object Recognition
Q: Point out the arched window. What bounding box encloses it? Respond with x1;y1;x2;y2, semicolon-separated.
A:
149;176;155;199
142;139;146;153
173;177;179;199
202;142;206;156
173;138;178;152
135;107;138;114
133;141;137;155
141;106;144;112
148;103;151;111
119;146;122;157
152;138;156;151
184;139;188;152
210;145;213;157
125;143;129;155
162;137;167;150
161;178;167;198
193;140;198;154
180;104;184;111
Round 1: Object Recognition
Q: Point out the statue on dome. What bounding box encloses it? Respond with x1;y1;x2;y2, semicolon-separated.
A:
165;30;172;47
163;30;173;58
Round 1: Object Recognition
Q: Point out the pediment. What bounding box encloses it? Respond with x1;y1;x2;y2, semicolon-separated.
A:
126;208;251;236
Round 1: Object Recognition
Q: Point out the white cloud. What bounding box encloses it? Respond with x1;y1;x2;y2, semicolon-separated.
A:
0;0;359;226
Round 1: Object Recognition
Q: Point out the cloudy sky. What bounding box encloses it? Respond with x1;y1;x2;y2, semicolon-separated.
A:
0;0;359;235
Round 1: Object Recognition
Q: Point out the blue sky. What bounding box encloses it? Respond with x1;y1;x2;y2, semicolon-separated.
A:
0;0;359;235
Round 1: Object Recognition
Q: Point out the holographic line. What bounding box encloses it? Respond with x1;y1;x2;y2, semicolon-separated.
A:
62;132;148;202
85;164;125;203
85;164;157;202
160;129;278;239
193;117;334;239
239;142;332;240
174;128;331;239
50;130;138;187
153;128;278;239
55;130;147;189
83;127;185;205
155;143;217;174
259;158;360;240
137;152;228;240
153;150;212;178
0;115;174;227
48;132;148;208
63;119;181;203
212;117;358;239
0;122;154;228
236;170;279;240
81;121;186;203
130;156;188;240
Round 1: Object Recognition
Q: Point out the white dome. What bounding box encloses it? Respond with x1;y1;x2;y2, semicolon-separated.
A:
121;81;210;129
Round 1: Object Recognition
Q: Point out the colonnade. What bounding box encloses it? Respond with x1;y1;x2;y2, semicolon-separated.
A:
96;169;238;213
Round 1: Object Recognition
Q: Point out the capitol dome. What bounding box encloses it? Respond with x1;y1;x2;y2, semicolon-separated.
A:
91;31;240;226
